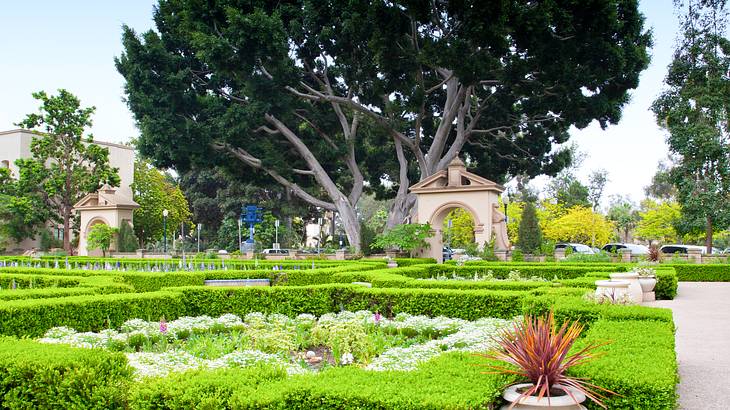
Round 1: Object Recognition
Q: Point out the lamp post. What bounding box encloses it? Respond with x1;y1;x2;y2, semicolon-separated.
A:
180;222;185;264
162;209;169;253
197;223;202;253
317;217;323;255
274;219;280;249
237;218;242;253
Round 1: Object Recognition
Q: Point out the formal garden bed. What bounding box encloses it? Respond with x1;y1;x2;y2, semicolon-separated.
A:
0;257;685;408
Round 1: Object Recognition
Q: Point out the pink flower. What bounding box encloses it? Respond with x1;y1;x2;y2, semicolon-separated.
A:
159;318;168;334
374;312;382;324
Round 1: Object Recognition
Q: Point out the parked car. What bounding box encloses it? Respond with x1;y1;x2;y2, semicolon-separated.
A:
601;243;649;255
443;246;454;261
555;243;595;254
660;244;708;255
262;249;290;255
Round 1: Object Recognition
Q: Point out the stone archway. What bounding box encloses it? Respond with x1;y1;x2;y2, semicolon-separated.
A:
83;217;111;257
409;158;509;262
73;184;139;256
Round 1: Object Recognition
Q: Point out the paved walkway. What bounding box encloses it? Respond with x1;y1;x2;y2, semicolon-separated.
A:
648;282;730;410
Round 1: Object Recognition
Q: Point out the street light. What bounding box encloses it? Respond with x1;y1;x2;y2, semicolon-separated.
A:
317;217;323;255
274;219;280;250
237;218;243;253
162;209;169;253
197;223;202;253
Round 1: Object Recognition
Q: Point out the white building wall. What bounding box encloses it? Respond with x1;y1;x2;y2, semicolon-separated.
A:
0;129;135;252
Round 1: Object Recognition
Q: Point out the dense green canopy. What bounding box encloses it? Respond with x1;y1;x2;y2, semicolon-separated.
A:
117;0;650;250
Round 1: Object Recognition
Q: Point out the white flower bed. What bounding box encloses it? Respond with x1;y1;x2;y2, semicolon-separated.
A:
39;311;512;379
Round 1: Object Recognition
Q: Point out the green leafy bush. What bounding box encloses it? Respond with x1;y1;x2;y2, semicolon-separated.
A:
570;320;677;409
0;337;132;409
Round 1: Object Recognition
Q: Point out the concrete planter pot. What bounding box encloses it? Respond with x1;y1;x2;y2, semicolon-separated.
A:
609;272;643;303
638;275;657;293
501;383;587;409
594;280;630;304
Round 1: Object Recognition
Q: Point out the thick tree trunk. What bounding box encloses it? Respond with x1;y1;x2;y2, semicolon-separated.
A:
387;192;417;228
63;207;71;253
336;201;360;252
706;215;713;254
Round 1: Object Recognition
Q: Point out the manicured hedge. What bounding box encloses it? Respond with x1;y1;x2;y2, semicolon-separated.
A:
671;264;730;281
655;270;679;299
570;320;678;409
128;353;513;409
0;287;97;301
523;294;674;329
421;264;625;280
0;273;81;289
0;291;187;337
0;337;132;409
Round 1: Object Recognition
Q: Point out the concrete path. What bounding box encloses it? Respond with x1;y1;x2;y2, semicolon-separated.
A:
648;282;730;410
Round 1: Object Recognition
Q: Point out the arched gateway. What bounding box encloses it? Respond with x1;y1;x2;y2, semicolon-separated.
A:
73;184;139;256
409;158;510;262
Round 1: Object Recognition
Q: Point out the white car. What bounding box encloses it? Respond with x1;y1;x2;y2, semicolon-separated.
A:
261;249;290;255
555;243;594;254
602;243;649;255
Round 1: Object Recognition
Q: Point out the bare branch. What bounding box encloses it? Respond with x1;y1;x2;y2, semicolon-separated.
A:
211;141;336;211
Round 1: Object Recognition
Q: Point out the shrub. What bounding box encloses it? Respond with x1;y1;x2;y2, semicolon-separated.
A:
117;222;139;252
0;291;187;337
373;223;433;256
0;337;132;409
517;202;542;254
672;264;730;281
570;320;677;409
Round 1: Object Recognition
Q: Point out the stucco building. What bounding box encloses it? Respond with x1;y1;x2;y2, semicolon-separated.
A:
0;129;136;254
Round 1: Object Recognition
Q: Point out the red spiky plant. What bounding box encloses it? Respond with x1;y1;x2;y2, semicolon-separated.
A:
480;312;613;409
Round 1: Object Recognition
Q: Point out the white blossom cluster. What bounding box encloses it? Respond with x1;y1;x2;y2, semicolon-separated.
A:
38;311;513;378
126;349;306;379
366;317;512;371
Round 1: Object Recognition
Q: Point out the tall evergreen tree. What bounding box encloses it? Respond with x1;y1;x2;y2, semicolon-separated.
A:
652;0;730;252
518;201;542;254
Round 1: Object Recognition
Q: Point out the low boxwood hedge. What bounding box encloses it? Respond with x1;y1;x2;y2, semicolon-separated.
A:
671;264;730;281
128;352;513;410
0;291;187;337
570;320;678;409
0;337;132;409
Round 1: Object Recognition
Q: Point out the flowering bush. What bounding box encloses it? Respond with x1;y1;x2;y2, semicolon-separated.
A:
39;311;513;378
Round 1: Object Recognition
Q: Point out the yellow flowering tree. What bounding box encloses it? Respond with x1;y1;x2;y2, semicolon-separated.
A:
443;208;475;248
543;206;614;246
635;200;681;243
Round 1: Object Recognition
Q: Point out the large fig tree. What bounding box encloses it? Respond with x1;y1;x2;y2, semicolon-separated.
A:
117;0;650;251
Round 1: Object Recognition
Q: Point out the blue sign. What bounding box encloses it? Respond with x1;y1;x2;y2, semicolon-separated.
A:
241;205;263;244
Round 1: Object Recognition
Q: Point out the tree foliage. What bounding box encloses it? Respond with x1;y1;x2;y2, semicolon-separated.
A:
606;196;640;242
518;202;543;254
178;167;309;250
443;208;475;249
652;0;730;251
132;161;192;246
635;200;681;243
86;224;118;257
117;221;139;252
14;90;120;252
543;206;614;245
373;223;433;255
117;0;650;252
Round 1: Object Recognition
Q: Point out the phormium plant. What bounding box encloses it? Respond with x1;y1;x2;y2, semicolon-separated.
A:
479;312;614;408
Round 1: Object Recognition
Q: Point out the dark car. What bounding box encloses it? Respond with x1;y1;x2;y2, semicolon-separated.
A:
602;243;649;255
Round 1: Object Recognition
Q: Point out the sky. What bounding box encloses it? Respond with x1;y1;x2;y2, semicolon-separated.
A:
0;1;678;207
